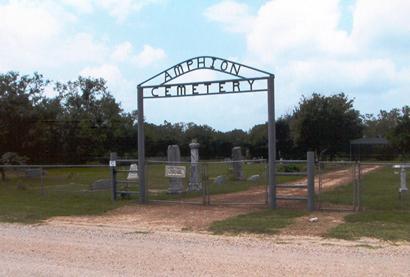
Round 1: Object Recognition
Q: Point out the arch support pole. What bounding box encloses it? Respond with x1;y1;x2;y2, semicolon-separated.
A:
267;75;276;209
138;86;146;203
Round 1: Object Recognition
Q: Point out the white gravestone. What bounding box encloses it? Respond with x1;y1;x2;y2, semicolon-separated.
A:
393;165;409;194
167;145;184;194
232;146;244;180
188;140;202;191
127;163;139;180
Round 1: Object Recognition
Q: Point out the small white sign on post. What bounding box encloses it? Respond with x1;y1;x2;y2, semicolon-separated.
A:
165;165;186;178
109;160;116;167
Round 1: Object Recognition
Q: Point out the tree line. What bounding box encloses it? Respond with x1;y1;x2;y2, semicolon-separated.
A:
0;72;409;164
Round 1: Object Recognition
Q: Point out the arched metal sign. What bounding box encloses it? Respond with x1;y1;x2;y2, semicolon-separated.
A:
137;56;277;208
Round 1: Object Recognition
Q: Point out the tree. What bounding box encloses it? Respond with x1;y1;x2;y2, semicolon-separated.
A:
0;72;49;160
389;106;410;158
363;109;401;138
290;93;363;158
54;77;126;162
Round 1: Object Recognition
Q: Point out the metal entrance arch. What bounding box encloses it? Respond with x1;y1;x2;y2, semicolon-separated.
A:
137;56;277;208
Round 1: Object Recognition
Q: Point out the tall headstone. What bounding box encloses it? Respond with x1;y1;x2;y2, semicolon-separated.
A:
167;145;184;194
232;146;244;180
188;140;202;191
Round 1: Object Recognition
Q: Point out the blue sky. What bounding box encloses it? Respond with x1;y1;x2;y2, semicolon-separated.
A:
0;0;409;131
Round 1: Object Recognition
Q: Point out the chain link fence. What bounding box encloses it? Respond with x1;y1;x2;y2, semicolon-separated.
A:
317;161;410;212
143;159;268;205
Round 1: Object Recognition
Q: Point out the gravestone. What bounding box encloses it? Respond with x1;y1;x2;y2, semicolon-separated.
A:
24;168;43;178
214;175;225;186
167;145;184;194
91;179;112;190
232;146;244;180
127;163;139;180
188;140;202;191
247;174;260;183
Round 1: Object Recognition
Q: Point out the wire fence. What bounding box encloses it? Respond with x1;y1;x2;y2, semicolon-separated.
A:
317;161;410;212
1;159;409;212
0;165;112;198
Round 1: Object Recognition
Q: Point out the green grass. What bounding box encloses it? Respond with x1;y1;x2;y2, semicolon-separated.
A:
322;166;410;241
209;209;306;235
327;211;410;241
0;167;128;223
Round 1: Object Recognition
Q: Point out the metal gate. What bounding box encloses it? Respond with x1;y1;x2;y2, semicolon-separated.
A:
317;161;361;211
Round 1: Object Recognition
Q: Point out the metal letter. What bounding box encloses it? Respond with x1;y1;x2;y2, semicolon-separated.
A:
204;82;211;93
151;87;159;97
197;57;206;68
230;63;241;76
232;81;240;92
186;59;193;71
248;79;255;91
210;57;216;69
177;85;186;96
165;85;171;97
219;81;226;93
173;64;184;77
220;60;228;72
192;84;199;95
164;71;172;83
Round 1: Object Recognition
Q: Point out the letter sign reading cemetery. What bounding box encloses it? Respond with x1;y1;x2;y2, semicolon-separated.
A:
140;56;269;99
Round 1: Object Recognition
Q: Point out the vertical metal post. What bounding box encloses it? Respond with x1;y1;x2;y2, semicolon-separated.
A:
137;86;146;203
40;167;45;196
358;161;362;211
267;75;276;209
307;151;315;211
317;161;322;210
110;152;117;201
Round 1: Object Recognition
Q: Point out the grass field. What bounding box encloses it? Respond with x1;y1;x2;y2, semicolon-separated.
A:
323;165;410;241
209;209;306;235
0;167;126;223
0;162;300;223
209;164;410;241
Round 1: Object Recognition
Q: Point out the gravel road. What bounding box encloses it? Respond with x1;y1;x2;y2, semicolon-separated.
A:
1;223;409;276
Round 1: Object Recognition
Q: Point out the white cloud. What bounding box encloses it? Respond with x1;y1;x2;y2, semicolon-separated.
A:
80;64;123;83
62;0;94;13
351;0;410;47
80;64;136;110
94;0;163;22
205;0;410;117
133;44;167;67
204;0;254;33
111;41;133;62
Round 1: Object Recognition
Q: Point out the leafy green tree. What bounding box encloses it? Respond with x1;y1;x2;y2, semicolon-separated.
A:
0;72;49;160
54;77;126;162
290;93;363;158
389;106;410;158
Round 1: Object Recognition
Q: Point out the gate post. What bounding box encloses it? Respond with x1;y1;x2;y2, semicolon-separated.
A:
110;152;117;201
267;75;277;209
137;86;146;203
307;151;315;211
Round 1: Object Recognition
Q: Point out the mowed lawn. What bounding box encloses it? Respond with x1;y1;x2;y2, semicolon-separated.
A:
0;167;126;223
0;162;300;223
210;164;410;242
323;165;410;241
